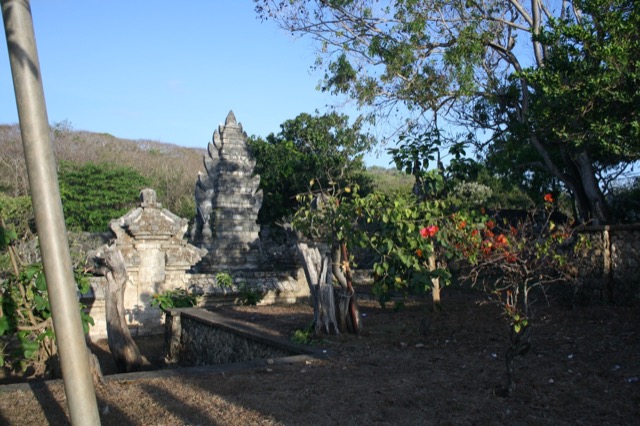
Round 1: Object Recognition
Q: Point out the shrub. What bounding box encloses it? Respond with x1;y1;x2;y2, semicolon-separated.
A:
150;288;199;312
58;161;149;232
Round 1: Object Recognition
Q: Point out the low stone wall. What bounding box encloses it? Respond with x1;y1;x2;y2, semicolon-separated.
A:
163;307;313;367
83;268;310;340
575;224;640;305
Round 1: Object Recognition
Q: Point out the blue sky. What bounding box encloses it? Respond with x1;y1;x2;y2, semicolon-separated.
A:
0;1;393;167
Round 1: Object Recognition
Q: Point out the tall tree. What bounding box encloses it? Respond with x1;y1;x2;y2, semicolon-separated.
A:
256;0;640;224
249;111;374;224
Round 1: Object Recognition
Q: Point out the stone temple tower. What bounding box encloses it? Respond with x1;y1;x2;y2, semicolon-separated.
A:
190;111;263;271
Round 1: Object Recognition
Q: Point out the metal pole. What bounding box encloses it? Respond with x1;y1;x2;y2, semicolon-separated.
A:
1;1;100;424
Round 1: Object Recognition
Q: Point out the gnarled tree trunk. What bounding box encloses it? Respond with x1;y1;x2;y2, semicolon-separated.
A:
332;242;361;334
99;245;147;373
296;241;339;335
296;239;361;336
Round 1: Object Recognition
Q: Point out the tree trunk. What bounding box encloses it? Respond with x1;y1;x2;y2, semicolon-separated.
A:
332;242;361;334
101;245;147;373
574;151;609;224
428;253;441;311
504;324;531;397
296;241;339;335
525;107;610;224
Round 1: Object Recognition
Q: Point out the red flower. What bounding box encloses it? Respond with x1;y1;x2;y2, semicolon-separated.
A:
420;225;439;238
486;220;495;229
544;193;554;203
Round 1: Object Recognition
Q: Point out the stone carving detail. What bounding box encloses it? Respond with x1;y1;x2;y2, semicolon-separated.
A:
88;189;207;337
191;111;263;270
112;188;206;276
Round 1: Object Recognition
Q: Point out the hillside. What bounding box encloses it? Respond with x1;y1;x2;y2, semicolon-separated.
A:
0;123;411;222
0;123;206;219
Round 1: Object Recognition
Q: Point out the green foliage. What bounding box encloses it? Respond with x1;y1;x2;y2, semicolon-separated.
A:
0;225;93;372
215;271;233;288
349;192;461;306
290;328;313;345
521;0;640;162
292;187;458;307
290;324;324;345
388;126;484;201
237;283;264;306
0;194;34;238
58;161;150;232
249;112;375;224
448;182;493;209
150;288;200;312
481;0;640;222
259;0;638;224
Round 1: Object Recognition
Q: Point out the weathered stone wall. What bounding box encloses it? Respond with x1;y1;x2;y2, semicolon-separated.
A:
574;225;640;305
163;308;302;367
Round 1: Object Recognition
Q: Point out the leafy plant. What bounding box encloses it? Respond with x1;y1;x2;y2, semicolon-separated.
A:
0;222;93;374
237;283;264;306
150;288;200;312
215;271;233;288
450;195;579;395
290;324;323;345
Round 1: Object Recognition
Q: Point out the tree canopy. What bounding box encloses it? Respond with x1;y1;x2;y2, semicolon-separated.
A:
256;0;640;224
249;112;374;224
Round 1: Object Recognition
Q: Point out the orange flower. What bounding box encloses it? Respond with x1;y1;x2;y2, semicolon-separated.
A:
544;193;554;203
416;248;423;258
458;220;467;229
486;220;495;229
496;234;509;246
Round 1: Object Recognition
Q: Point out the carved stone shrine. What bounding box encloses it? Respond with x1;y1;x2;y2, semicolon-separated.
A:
190;111;263;271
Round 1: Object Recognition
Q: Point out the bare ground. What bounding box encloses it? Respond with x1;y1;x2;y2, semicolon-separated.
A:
1;286;639;425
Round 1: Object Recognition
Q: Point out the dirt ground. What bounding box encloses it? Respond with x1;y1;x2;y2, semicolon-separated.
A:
0;286;638;425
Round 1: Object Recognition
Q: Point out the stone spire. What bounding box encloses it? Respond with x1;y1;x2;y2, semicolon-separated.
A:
190;111;263;270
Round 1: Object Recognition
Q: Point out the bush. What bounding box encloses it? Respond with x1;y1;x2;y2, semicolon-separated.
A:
58;162;149;232
0;227;93;375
